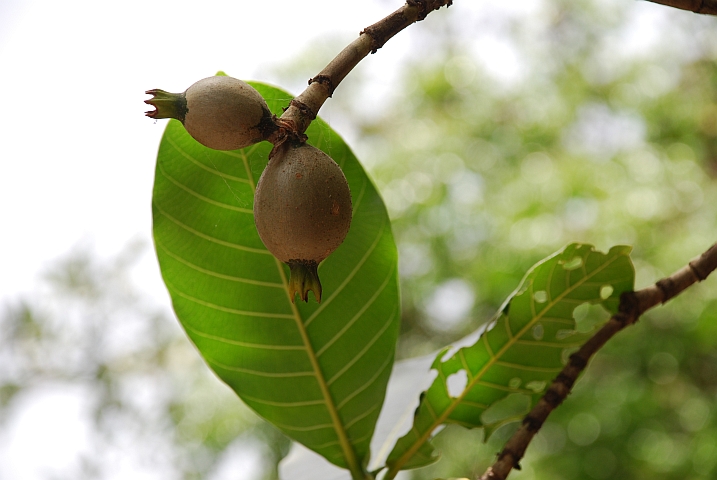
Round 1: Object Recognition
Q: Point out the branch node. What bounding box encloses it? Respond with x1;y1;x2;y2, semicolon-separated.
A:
688;261;706;281
497;448;521;470
613;311;633;327
567;354;587;370
655;277;673;303
406;0;428;20
308;74;335;97
522;414;543;432
556;371;576;389
544;386;566;407
689;244;717;280
360;26;385;54
289;98;317;121
618;290;641;318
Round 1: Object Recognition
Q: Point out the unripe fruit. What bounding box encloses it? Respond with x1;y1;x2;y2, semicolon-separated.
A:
254;143;352;303
145;76;276;150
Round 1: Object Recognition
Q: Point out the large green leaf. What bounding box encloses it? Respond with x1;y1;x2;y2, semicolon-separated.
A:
385;243;634;473
151;82;400;474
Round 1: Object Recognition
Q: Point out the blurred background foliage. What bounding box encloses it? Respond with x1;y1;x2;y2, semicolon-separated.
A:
2;0;717;479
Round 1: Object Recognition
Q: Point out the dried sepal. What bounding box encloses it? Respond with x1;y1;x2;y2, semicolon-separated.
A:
288;260;322;303
144;89;186;121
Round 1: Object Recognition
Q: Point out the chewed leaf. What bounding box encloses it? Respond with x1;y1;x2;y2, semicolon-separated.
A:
385;243;634;472
152;81;400;472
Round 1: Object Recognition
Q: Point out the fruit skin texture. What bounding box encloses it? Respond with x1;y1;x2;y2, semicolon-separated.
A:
184;76;273;150
254;142;352;302
145;76;275;150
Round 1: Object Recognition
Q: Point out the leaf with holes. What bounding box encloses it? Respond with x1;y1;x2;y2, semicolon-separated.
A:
385;243;634;474
151;81;400;475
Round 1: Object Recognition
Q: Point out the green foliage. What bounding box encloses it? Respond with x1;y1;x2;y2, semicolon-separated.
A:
385;244;634;473
346;3;717;479
151;82;400;473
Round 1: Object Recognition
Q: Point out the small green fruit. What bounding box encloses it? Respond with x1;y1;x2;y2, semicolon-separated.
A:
254;143;352;303
145;76;275;150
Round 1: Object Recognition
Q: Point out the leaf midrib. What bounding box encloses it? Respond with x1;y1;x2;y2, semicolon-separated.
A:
240;149;363;477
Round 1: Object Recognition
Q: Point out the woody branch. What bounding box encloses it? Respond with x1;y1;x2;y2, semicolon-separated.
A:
646;0;717;15
277;0;453;137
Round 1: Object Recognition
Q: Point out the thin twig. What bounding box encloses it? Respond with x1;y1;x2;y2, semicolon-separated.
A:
645;0;717;14
277;0;453;137
478;242;717;480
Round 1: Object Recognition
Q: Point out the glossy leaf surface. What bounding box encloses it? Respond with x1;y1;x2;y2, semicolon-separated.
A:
386;244;634;472
151;82;400;472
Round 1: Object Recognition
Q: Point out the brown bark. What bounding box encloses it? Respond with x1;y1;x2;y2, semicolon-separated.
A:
277;1;453;138
645;0;717;15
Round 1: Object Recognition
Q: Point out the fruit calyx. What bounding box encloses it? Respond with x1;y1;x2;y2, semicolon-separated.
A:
144;89;187;122
145;76;278;151
288;260;322;303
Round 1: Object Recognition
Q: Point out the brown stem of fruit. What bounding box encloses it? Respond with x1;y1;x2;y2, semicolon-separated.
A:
478;241;717;480
645;0;717;15
277;0;453;138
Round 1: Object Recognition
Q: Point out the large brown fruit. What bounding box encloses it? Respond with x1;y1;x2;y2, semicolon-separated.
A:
254;143;352;302
145;76;275;150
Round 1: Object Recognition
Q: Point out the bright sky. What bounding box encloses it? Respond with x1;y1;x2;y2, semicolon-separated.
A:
0;0;591;305
0;0;415;307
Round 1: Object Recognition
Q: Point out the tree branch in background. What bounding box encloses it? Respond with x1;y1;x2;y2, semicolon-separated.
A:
646;0;717;15
276;0;453;138
479;242;717;480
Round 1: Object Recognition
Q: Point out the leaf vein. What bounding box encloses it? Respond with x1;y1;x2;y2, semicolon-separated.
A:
494;360;564;373
327;307;397;385
207;358;314;378
458;350;474;382
515;339;581;348
344;403;380;430
424;398;438;421
166;136;251;183
350;177;368;215
336;353;393;411
154;202;270;254
242;394;324;407
459;400;490;409
182;322;304;350
311;439;341;450
475;380;534;395
155;239;283;288
271;422;335;432
157;161;253;213
305;217;387;327
315;263;396;357
167;282;294;319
